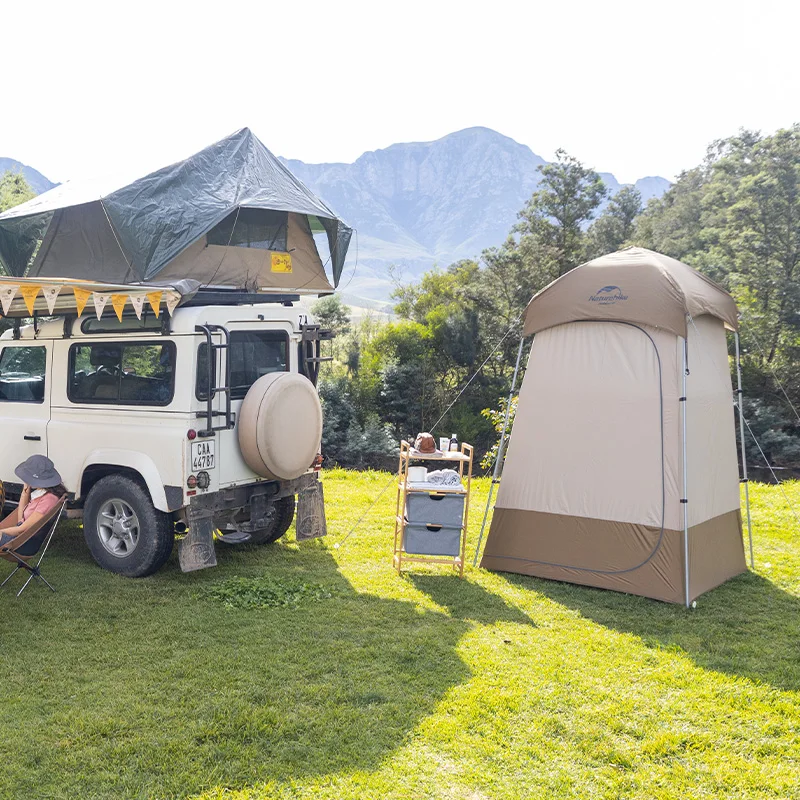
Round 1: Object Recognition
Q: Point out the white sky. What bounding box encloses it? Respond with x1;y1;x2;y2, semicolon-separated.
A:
2;0;797;185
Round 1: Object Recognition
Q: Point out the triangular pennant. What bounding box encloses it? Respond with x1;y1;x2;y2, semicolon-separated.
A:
165;292;181;316
0;285;18;315
111;294;127;322
19;285;41;316
42;285;62;315
73;287;91;317
146;291;162;316
130;294;145;319
93;293;110;319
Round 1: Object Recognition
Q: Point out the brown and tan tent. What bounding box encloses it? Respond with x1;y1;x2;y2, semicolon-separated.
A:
480;247;751;605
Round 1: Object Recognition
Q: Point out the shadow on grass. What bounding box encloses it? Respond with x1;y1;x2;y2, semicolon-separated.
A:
409;573;536;627
500;569;800;692
0;525;472;799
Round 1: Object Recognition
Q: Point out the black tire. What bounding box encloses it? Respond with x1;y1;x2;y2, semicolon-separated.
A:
248;496;296;545
83;475;174;577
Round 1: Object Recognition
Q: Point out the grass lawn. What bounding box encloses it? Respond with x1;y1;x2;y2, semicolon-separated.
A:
1;471;799;799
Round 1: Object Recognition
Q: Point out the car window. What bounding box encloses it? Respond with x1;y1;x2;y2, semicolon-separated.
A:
197;331;288;401
69;342;176;405
0;346;46;403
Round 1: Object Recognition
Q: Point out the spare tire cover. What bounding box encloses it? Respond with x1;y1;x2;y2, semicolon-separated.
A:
238;373;323;481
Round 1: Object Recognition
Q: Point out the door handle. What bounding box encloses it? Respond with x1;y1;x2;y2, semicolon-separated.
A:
23;435;41;441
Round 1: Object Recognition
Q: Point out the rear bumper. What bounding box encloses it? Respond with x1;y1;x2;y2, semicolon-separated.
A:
185;472;318;529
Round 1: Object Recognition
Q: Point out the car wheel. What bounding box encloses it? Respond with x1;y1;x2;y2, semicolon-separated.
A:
83;475;174;577
248;496;296;545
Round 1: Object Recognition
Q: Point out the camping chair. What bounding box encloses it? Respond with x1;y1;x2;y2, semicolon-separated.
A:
0;498;66;597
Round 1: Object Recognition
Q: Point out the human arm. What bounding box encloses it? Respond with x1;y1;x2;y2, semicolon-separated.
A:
17;483;31;521
0;509;45;539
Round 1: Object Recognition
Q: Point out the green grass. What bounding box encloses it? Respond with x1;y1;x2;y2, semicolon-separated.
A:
1;471;799;799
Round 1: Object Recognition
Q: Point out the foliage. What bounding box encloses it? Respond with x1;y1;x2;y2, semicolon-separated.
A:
515;148;607;278
480;395;518;471
584;185;643;260
636;125;800;458
0;170;34;213
203;576;335;609
0;473;798;799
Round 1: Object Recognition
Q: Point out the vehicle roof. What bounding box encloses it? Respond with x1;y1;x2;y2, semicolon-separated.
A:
0;303;310;340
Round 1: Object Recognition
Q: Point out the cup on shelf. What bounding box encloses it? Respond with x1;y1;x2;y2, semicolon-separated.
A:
407;466;428;483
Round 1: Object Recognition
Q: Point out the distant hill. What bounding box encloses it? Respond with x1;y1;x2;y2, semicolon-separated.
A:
282;127;671;303
0;157;57;195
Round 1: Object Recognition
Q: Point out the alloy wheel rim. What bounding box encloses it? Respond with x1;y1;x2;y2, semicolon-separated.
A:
97;499;140;557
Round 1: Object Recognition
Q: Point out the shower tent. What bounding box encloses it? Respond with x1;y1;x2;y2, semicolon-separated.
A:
480;247;750;605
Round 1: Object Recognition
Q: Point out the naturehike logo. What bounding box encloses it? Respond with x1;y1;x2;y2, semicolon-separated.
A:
589;285;628;305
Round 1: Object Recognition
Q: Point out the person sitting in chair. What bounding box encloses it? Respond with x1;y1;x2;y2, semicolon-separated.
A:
0;456;66;546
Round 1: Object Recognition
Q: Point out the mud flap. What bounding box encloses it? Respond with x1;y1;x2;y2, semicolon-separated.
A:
179;511;218;572
296;480;327;541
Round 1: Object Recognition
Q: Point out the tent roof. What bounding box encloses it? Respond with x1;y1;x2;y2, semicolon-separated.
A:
523;247;739;338
0;128;352;286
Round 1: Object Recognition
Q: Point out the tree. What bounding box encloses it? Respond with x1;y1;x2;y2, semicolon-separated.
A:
0;171;35;213
584;185;643;259
311;294;351;337
515;149;607;278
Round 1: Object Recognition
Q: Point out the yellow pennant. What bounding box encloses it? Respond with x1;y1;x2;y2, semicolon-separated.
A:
111;294;127;322
271;252;293;273
19;285;41;315
146;291;162;316
73;287;91;317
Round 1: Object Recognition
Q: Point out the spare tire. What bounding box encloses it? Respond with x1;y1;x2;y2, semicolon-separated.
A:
238;373;323;480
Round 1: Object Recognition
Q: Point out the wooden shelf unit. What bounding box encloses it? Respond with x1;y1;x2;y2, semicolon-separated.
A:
393;439;473;577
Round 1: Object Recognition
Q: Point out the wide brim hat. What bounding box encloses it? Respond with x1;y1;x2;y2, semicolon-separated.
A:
15;454;62;488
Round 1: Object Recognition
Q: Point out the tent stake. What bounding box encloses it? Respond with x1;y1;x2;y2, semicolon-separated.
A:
473;336;526;567
734;332;754;568
682;337;690;608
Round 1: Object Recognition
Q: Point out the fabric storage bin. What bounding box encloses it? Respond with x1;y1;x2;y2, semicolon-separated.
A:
403;522;462;556
405;492;465;527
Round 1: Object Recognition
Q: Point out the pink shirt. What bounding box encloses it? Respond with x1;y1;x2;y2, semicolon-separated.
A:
22;491;61;521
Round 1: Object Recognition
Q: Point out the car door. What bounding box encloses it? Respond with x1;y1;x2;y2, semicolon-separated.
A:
0;341;51;489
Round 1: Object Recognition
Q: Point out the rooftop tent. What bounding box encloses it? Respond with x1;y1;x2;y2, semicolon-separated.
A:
0;128;352;293
480;247;748;605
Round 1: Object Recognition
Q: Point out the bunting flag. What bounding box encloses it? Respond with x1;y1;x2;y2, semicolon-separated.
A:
0;280;182;319
111;294;128;322
130;294;145;319
147;291;163;316
73;287;92;317
0;285;17;315
19;285;41;316
42;285;62;315
93;293;110;319
165;292;181;316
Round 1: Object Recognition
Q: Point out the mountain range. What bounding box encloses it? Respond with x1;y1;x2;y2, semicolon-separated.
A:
2;127;669;305
282;128;669;303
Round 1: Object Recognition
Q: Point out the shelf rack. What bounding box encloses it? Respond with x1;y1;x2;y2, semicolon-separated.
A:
393;439;473;577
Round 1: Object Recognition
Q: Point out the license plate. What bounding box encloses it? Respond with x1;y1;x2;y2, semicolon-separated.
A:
191;440;215;470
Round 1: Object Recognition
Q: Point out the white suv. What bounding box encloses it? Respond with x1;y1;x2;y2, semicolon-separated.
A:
0;291;330;577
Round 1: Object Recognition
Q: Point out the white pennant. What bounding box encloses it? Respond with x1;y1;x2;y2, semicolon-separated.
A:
42;285;62;315
165;292;181;316
130;294;145;319
0;285;18;315
93;293;110;319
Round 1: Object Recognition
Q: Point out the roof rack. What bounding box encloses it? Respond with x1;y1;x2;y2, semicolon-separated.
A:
182;288;299;307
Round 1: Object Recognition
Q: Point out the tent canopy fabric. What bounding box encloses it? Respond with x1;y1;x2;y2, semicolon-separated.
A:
523;247;739;338
0;128;352;290
482;247;746;605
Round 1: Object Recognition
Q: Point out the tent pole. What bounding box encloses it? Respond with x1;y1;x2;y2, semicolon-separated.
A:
682;337;690;608
734;332;754;568
473;336;526;567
